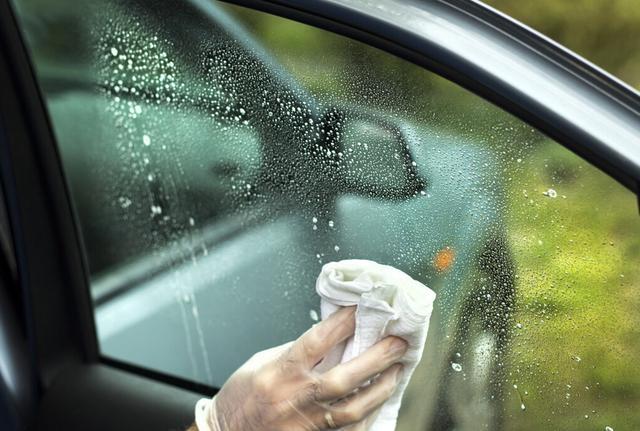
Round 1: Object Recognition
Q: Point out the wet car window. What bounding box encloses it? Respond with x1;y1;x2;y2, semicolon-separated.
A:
11;0;640;430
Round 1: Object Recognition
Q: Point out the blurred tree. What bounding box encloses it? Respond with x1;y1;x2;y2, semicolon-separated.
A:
485;0;640;88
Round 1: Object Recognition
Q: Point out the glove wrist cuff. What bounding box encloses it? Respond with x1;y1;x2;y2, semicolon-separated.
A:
195;396;222;431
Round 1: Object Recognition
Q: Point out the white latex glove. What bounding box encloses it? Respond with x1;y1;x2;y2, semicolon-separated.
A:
194;307;408;431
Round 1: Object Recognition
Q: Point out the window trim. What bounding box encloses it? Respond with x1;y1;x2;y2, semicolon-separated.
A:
0;177;16;282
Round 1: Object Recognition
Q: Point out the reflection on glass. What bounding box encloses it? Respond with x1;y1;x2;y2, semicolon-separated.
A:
11;0;640;430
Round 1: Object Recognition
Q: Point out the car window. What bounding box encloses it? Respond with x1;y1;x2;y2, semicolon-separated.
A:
12;1;640;430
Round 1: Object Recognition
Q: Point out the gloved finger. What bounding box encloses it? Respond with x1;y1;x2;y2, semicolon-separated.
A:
342;407;381;431
342;420;368;431
315;336;408;401
340;416;371;431
321;363;403;428
287;306;356;369
246;341;295;370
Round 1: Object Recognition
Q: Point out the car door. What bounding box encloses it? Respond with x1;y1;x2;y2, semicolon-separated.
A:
0;1;639;431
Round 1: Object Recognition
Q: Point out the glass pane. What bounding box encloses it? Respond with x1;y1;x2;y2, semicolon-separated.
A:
12;1;640;430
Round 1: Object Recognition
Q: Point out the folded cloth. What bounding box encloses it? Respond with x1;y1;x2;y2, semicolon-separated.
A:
315;259;436;431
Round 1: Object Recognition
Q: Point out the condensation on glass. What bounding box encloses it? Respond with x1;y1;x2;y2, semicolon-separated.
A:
11;0;640;430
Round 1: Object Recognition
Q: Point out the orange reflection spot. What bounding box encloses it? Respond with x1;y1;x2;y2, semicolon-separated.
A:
433;247;455;272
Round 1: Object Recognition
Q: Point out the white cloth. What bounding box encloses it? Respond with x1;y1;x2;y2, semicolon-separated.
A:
315;259;436;431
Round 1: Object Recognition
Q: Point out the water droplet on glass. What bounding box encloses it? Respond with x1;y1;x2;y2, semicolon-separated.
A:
150;205;162;216
451;362;462;372
543;188;557;198
516;323;523;329
188;217;195;226
605;426;614;431
520;403;526;411
142;134;151;146
572;355;581;362
239;107;246;115
312;217;318;223
309;309;319;321
118;196;132;209
328;220;334;228
312;225;318;231
110;47;118;57
334;245;340;252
